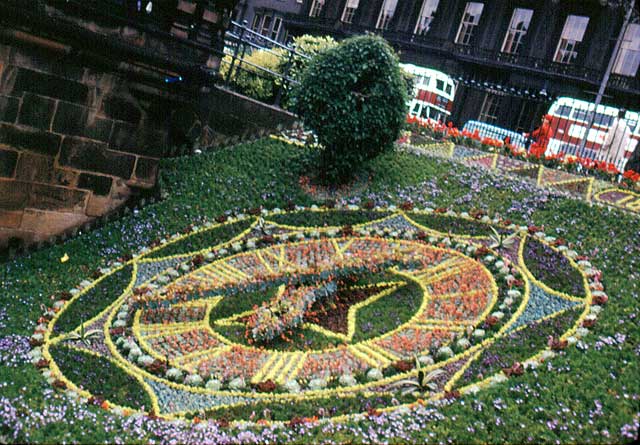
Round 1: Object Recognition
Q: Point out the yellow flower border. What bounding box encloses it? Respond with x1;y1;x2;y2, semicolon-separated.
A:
37;206;599;427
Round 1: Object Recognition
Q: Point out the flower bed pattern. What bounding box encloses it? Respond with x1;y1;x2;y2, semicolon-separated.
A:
34;207;602;425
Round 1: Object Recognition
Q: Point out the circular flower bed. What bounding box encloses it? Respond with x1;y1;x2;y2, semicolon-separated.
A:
33;207;604;425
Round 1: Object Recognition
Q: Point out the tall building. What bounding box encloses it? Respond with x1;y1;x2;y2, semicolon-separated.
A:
275;0;639;132
234;0;304;43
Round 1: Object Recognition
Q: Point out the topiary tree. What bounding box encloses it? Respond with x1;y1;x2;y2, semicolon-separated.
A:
294;35;408;183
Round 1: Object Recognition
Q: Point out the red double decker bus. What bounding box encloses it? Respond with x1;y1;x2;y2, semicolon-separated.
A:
546;97;640;170
401;64;456;124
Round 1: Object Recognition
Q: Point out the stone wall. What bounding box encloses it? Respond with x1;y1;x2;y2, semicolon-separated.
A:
0;1;296;249
0;42;166;247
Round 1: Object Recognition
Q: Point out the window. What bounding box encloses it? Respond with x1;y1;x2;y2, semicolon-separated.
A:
271;17;283;40
478;93;500;124
613;24;640;77
455;2;484;45
501;8;533;54
556;105;572;118
414;0;439;35
341;0;359;24
554;15;589;64
309;0;324;18
436;79;445;91
260;15;272;36
251;13;262;32
376;0;398;30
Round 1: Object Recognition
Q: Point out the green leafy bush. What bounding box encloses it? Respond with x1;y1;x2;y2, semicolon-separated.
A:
294;35;408;183
279;35;337;108
220;48;285;103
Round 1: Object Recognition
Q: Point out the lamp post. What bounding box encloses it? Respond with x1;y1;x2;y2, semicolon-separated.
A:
577;0;636;158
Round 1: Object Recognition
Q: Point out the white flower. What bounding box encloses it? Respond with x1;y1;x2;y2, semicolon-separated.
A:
205;379;222;391
503;297;514;307
284;380;301;393
137;355;155;367
540;350;556;360
465;384;481;394
575;327;589;338
507;289;521;299
566;336;578;345
29;348;42;360
339;374;357;387
418;355;434;366
166;367;183;382
491;373;508;384
590;305;602;315
456;338;471;350
473;329;485;338
180;263;191;272
436;346;454;360
308;378;327;390
184;374;204;386
128;347;142;361
112;319;127;328
366;368;384;381
491;311;505;320
231;242;243;252
229;377;246;390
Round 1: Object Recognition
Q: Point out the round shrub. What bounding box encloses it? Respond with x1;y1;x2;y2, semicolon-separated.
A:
294;35;408;183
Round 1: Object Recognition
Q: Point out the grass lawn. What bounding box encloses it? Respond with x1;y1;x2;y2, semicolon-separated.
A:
1;138;638;443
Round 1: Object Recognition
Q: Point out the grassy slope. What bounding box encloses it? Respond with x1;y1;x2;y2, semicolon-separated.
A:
1;139;638;443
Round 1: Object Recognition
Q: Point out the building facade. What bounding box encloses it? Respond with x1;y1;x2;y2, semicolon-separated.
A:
278;0;639;132
234;0;304;43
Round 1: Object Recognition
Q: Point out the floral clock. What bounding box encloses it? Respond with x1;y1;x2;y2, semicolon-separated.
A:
31;206;606;424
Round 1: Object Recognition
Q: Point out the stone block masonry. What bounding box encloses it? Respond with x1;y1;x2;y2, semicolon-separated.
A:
0;50;164;248
0;0;296;249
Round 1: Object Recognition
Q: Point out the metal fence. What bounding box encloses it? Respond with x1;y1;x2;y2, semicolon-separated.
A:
465;97;640;173
222;20;310;107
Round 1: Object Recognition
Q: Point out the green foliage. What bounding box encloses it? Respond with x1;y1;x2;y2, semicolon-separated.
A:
53;265;133;335
3;137;640;443
219;35;336;108
454;307;582;388
294;35;409;183
400;68;416;98
220;48;285;103
267;209;390;227
406;212;501;237
280;34;338;109
50;344;153;410
144;219;254;259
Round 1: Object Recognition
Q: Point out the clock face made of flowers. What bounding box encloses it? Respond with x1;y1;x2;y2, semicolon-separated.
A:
34;208;606;423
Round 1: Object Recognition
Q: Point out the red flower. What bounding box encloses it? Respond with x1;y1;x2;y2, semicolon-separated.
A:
503;362;524;377
400;201;414;211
